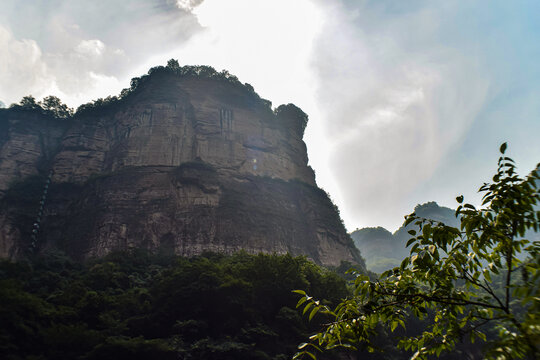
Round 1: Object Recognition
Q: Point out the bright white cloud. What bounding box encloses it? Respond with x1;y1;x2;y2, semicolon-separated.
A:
0;25;52;104
75;39;105;57
0;24;126;107
170;0;322;109
0;0;203;107
311;1;490;231
175;0;204;11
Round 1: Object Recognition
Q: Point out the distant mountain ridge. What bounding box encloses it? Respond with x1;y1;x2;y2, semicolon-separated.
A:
351;202;458;273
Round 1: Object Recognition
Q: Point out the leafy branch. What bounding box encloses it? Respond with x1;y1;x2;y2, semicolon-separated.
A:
294;143;539;360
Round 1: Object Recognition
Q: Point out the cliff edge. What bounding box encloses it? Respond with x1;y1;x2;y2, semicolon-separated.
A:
0;64;362;267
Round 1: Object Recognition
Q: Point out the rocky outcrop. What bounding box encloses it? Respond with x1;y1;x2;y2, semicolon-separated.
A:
0;69;361;267
0;111;68;195
51;74;315;186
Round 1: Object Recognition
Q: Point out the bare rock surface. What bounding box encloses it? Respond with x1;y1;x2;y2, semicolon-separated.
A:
0;111;68;194
0;71;362;266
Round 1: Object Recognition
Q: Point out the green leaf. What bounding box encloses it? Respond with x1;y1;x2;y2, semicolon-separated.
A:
477;331;486;342
500;142;507;154
303;302;313;315
456;195;464;204
301;351;317;360
309;306;319;321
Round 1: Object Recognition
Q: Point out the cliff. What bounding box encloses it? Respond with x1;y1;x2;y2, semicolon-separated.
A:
0;65;362;267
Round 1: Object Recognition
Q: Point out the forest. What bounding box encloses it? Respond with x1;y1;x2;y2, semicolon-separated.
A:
0;250;355;360
2;249;526;360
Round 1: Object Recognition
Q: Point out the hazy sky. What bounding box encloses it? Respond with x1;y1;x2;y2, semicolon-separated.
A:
1;0;539;232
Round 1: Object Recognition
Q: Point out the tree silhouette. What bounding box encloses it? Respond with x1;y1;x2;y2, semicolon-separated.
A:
19;95;41;110
40;95;73;119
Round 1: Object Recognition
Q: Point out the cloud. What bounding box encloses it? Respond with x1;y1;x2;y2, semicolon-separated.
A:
0;0;203;107
0;25;53;104
75;39;106;57
0;24;125;107
310;1;490;231
175;0;205;11
171;0;322;108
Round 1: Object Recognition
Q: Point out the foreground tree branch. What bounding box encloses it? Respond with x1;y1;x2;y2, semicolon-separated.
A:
294;143;539;360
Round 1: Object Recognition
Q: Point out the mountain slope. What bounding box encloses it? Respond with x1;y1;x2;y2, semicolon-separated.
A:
352;202;458;272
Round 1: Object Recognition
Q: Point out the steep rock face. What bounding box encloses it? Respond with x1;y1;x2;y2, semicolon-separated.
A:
0;72;361;266
0;111;68;194
52;74;315;186
0;111;68;258
41;165;356;265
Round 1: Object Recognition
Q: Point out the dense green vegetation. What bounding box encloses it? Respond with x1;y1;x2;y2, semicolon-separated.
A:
0;249;488;360
0;251;352;360
295;145;539;360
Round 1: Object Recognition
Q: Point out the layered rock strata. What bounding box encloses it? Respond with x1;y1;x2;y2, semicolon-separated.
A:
0;71;361;266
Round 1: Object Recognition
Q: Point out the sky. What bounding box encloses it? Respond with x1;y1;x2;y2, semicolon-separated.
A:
1;0;539;232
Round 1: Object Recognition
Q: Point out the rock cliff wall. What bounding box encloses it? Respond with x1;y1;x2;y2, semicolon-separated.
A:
0;69;362;266
0;111;68;194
